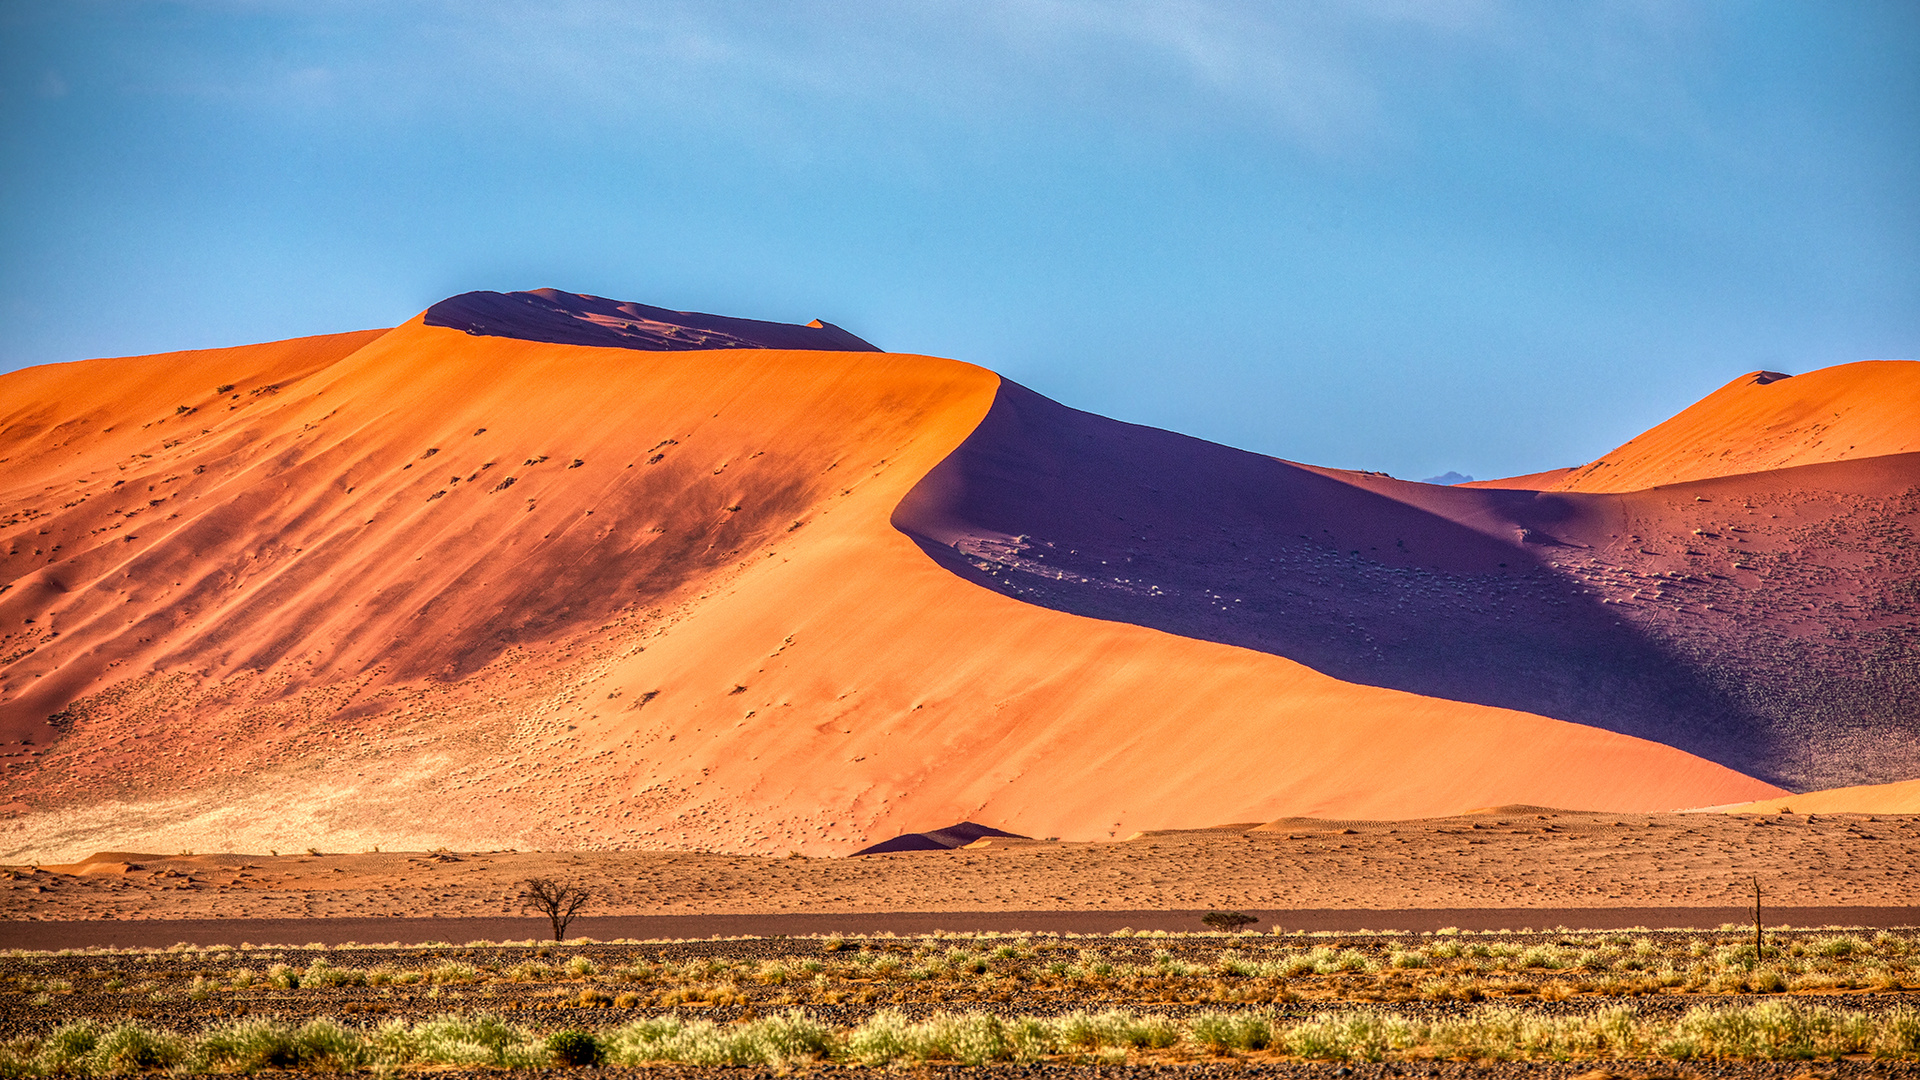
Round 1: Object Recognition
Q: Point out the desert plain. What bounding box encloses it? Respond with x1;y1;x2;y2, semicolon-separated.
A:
3;810;1918;932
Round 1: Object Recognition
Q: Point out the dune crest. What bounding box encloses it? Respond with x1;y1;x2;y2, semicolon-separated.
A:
423;288;879;352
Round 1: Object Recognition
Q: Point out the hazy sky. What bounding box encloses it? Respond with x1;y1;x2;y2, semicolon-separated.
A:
3;1;1915;480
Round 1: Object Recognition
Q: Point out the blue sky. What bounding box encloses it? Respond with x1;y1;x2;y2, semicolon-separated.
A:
2;1;1915;481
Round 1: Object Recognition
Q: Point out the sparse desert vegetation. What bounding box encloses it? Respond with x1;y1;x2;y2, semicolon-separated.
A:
2;928;1918;1073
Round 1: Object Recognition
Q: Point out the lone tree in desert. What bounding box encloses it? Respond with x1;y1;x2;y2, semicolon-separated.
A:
1202;910;1260;934
519;878;592;941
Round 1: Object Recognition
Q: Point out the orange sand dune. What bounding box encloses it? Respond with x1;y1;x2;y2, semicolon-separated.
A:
1712;778;1920;816
891;373;1920;793
1545;361;1920;493
0;319;1779;862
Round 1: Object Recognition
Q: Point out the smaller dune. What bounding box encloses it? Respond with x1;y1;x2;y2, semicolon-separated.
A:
1546;361;1920;492
1458;467;1575;490
852;822;1029;855
1712;777;1920;816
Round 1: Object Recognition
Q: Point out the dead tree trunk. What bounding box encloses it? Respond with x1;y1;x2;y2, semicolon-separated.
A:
519;878;591;941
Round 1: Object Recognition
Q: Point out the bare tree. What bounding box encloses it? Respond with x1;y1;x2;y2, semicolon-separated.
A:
1202;910;1260;934
520;878;592;941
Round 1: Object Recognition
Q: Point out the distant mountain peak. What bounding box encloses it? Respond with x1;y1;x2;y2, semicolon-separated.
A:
423;288;881;353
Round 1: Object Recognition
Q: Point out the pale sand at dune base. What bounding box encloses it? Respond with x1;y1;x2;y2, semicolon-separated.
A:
4;810;1915;925
1716;777;1920;816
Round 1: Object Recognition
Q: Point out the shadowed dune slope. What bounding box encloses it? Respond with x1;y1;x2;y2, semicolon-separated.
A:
892;379;1920;791
424;288;879;353
1545;361;1920;493
0;320;1779;861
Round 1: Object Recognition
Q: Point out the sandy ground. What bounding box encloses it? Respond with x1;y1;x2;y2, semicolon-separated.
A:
4;811;1914;927
15;907;1920;950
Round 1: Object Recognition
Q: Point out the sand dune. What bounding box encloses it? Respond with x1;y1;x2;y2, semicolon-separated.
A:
851;821;1027;855
1542;361;1920;493
1713;778;1920;816
0;315;1786;862
893;379;1920;791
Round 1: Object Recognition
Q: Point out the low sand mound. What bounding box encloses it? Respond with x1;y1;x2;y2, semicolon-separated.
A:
891;378;1920;792
1459;467;1575;491
1542;361;1920;493
851;822;1028;855
0;308;1783;861
423;288;879;352
1713;778;1920;816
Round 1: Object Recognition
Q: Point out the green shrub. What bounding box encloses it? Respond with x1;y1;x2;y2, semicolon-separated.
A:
1517;945;1572;970
1189;1010;1274;1051
1052;1010;1176;1051
429;962;481;985
844;1011;913;1065
1811;935;1871;959
191;1018;363;1072
606;1011;833;1067
1284;1011;1417;1061
81;1024;186;1075
1749;968;1788;994
299;961;365;988
1578;947;1622;972
545;1030;602;1067
375;1014;542;1069
36;1022;103;1074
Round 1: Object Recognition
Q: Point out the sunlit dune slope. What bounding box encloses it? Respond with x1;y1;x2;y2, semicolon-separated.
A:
1545;361;1920;493
0;320;962;743
0;320;1778;861
894;381;1920;791
1712;777;1920;816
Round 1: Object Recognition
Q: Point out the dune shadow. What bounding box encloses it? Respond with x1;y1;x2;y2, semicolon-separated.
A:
893;380;1786;784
